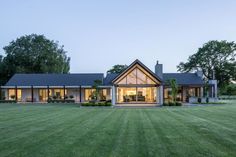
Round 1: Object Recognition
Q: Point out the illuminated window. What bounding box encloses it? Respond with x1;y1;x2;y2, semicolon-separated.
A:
118;77;126;84
117;87;156;103
127;69;137;84
8;89;22;101
39;89;49;101
85;89;96;101
85;89;109;101
52;89;67;99
17;89;22;101
8;89;15;100
117;67;156;85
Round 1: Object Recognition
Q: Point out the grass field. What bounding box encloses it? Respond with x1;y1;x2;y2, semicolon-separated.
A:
0;102;236;157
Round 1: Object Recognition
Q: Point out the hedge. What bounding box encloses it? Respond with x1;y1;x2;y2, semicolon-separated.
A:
47;99;75;103
163;102;182;106
81;102;112;107
0;100;17;103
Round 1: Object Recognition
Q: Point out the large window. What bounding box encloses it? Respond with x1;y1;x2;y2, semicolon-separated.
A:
85;89;96;101
39;89;52;102
8;89;22;101
117;87;156;103
53;89;67;98
164;87;182;102
188;88;200;97
115;64;159;104
117;68;156;85
84;89;109;101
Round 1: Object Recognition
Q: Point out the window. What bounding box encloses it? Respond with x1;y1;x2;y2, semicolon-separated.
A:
85;89;109;101
8;89;15;100
127;69;137;84
188;88;200;97
17;89;22;101
164;87;182;102
8;89;22;101
117;87;156;103
118;77;127;84
85;89;96;101
137;69;146;84
39;89;49;101
117;67;156;85
52;89;67;99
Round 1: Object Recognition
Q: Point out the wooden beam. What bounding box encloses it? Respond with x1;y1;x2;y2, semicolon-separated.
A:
15;85;18;102
47;85;50;101
79;85;82;103
63;85;66;100
31;85;34;103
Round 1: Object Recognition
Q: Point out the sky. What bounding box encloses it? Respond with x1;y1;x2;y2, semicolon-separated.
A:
0;0;236;74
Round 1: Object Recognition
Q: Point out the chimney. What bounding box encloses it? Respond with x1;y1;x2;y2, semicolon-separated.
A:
155;60;163;79
196;70;203;78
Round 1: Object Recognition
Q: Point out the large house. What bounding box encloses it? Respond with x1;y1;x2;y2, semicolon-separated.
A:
0;59;218;105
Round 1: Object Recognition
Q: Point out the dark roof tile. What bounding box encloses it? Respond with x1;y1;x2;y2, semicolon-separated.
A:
5;73;104;86
163;73;204;85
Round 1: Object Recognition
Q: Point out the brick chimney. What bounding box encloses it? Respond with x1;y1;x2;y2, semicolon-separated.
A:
155;60;163;79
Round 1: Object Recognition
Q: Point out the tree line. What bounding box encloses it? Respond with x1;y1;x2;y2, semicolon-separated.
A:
0;34;70;85
0;34;235;94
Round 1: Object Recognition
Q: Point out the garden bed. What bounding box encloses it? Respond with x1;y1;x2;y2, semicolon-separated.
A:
47;99;75;103
0;100;17;103
81;102;112;107
163;102;182;106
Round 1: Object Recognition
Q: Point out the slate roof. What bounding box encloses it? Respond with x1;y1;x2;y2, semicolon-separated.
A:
5;74;104;86
104;73;119;85
163;73;204;85
4;73;204;87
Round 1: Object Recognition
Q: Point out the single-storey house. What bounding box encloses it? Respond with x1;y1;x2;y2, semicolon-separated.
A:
0;59;218;105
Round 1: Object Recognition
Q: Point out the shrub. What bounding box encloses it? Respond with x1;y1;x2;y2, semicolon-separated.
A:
64;95;68;99
105;102;112;106
163;103;169;106
10;95;15;100
81;102;112;107
163;102;182;106
168;102;175;106
47;99;75;103
198;97;201;103
0;100;16;103
52;95;57;100
176;102;182;106
206;97;209;103
105;99;111;103
69;95;74;99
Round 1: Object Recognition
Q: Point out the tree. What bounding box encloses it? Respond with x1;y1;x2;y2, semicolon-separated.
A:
220;84;236;95
167;79;178;103
0;55;5;85
177;40;236;88
107;64;128;74
91;79;102;101
0;34;70;85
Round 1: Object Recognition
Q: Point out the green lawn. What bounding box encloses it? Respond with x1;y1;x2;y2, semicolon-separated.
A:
0;102;236;157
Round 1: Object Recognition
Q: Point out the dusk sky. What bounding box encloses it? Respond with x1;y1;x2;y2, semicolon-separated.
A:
1;0;236;74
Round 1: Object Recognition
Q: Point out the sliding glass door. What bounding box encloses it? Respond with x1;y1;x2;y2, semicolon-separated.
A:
117;87;157;103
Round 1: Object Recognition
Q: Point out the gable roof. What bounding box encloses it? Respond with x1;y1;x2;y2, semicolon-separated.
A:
163;73;204;85
5;73;104;86
111;59;162;83
104;73;119;85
